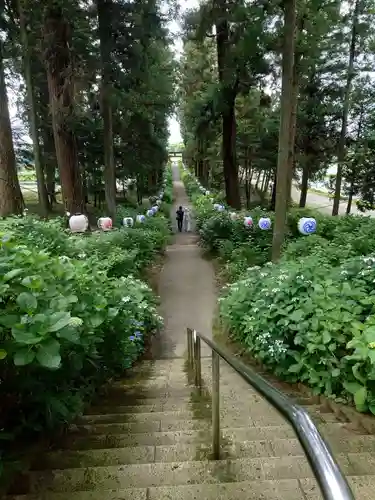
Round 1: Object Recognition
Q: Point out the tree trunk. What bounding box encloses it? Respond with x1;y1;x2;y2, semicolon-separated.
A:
215;0;241;209
271;0;296;262
299;164;309;207
36;73;57;206
264;171;271;193
346;180;354;214
270;174;276;211
44;5;84;214
260;172;266;192
286;57;298;206
97;0;116;219
286;14;304;207
0;40;23;216
332;0;360;216
255;170;261;189
18;0;50;215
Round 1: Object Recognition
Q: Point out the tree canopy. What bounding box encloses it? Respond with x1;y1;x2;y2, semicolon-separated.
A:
0;0;176;217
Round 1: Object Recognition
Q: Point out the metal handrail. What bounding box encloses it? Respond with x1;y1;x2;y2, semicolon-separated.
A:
186;328;354;500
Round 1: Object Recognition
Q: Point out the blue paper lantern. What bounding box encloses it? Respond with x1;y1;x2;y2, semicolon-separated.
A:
258;217;271;230
298;217;317;235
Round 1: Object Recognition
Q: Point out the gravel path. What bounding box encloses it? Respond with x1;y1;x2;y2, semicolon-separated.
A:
156;166;216;359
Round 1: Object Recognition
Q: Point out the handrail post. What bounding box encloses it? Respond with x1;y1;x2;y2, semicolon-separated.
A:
187;328;193;366
212;350;220;460
194;334;201;387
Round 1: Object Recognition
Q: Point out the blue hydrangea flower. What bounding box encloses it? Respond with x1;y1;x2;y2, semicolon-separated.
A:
129;335;135;341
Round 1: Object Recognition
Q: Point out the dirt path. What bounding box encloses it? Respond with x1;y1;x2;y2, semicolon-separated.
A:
155;166;216;359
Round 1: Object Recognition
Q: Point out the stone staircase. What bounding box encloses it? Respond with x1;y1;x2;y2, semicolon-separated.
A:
6;357;375;500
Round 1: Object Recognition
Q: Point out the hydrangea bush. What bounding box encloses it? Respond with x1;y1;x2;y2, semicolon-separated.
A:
182;163;375;414
0;169;172;445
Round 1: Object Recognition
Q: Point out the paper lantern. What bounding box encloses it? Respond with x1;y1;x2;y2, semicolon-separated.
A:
229;212;238;221
136;214;146;223
69;214;89;233
213;203;225;211
123;217;134;228
298;217;317;235
244;216;253;227
258;217;271;230
146;209;154;217
97;217;112;231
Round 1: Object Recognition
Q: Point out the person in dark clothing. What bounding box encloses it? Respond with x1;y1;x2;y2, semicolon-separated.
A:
176;206;184;232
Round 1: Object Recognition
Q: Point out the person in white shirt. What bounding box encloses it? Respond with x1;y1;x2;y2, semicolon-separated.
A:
183;207;191;232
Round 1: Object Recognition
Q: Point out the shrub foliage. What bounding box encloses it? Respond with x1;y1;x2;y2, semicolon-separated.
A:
182;165;375;414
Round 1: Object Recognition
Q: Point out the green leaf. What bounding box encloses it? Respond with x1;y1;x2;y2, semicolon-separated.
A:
58;328;80;343
14;348;35;366
364;326;375;344
322;331;331;344
288;363;303;373
0;349;7;359
0;315;20;327
16;292;37;312
3;269;23;281
289;309;304;322
354;386;367;411
89;315;104;328
368;350;375;365
36;339;61;369
12;328;40;345
331;368;340;377
48;312;72;332
343;381;363;395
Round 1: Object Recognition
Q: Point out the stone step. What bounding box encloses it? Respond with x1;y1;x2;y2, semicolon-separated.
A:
98;387;196;403
32;434;375;470
86;395;268;415
71;411;292;436
55;422;353;450
10;454;324;494
7;475;375;500
78;410;200;425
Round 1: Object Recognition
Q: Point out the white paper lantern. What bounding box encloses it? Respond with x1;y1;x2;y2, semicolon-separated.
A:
123;217;134;228
244;216;253;228
69;214;89;233
258;217;271;230
97;217;112;231
229;212;238;221
298;217;317;235
146;209;154;217
136;214;146;223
